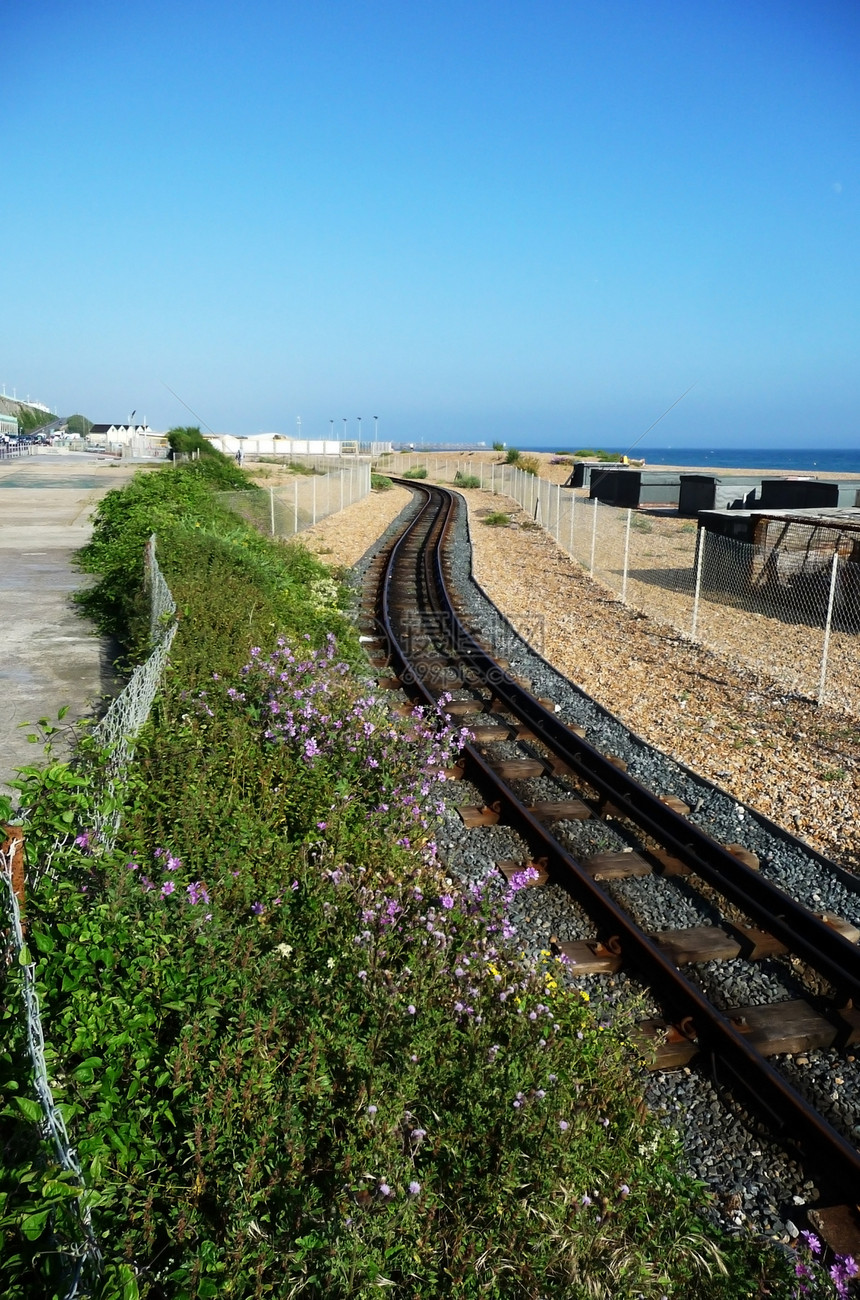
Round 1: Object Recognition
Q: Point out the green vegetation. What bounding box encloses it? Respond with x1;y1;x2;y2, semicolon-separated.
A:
371;472;394;490
483;510;512;526
573;449;625;462
504;447;521;464
492;441;506;451
16;405;57;433
287;460;323;476
0;463;820;1298
66;413;93;436
453;470;481;488
401;465;428;479
631;514;654;533
518;455;541;476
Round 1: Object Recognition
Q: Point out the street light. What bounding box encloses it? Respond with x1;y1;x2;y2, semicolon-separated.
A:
330;419;334;441
343;418;347;444
374;415;378;444
357;416;362;445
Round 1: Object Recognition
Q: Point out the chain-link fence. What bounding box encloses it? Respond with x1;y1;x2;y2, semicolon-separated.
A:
390;455;859;714
216;460;371;538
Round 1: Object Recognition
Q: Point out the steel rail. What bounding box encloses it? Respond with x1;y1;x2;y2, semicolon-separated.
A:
378;480;860;1199
424;489;860;1005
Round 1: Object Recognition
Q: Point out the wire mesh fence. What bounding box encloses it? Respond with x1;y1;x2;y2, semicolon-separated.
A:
1;537;177;1297
389;454;859;714
216;460;372;539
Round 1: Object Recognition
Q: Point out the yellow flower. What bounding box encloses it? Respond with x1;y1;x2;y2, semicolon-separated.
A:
580;991;589;1002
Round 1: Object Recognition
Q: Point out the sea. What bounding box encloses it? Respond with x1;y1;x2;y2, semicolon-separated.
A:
530;447;860;475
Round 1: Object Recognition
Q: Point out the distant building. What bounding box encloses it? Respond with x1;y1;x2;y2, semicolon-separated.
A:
88;423;153;445
0;411;17;440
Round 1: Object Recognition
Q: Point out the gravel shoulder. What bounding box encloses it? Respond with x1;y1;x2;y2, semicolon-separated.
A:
295;484;412;568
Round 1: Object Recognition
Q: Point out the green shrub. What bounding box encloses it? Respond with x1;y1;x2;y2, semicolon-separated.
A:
401;465;428;479
519;455;541;476
483;511;512;526
453;471;481;488
492;441;506;451
371;473;393;490
504;447;521;464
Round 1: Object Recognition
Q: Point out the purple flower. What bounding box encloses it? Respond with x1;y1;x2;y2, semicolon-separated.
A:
74;831;92;851
165;855;181;872
187;881;210;906
366;1104;378;1116
440;894;454;910
251;901;265;915
408;1181;421;1196
140;875;155;893
581;1195;592;1207
618;1184;630;1198
407;1004;416;1015
378;1183;391;1197
358;970;367;981
800;1232;822;1256
160;880;175;898
411;1128;426;1141
559;1120;569;1131
291;880;299;891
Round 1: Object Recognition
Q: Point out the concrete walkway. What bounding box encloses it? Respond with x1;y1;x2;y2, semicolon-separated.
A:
0;453;144;796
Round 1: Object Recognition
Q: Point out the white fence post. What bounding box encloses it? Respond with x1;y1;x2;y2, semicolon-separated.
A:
589;499;598;578
621;508;631;604
568;489;575;557
818;550;840;707
312;475;317;525
691;527;706;638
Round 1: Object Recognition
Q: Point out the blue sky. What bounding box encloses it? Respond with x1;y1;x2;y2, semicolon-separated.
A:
2;0;858;448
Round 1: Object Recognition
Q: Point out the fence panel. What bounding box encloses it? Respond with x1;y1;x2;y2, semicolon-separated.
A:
216;462;370;540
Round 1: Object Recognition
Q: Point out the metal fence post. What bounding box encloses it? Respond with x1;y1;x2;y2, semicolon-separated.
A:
568;489;575;557
312;475;316;525
621;508;632;604
691;527;706;638
589;499;598;578
818;550;840;707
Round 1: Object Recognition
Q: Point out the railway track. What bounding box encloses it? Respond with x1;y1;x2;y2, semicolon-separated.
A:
358;479;860;1248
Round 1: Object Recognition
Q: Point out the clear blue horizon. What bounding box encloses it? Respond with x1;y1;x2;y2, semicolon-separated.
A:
2;1;859;447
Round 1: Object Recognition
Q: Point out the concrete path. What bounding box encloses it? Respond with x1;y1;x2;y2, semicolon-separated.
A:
0;453;144;796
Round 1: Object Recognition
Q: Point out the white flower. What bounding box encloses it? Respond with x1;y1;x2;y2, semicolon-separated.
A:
326;956;335;969
275;943;294;958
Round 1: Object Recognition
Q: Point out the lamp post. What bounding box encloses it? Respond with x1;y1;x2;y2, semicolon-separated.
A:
357;416;362;446
374;415;378;446
343;418;347;443
330;419;334;442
